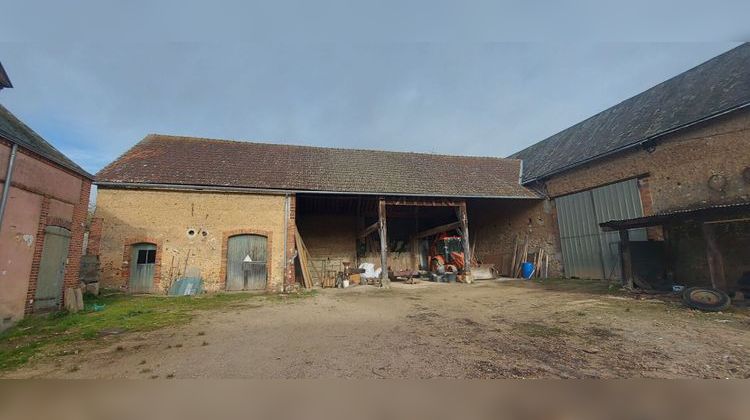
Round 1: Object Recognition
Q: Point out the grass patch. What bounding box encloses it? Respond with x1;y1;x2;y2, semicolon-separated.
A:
0;290;315;373
530;277;625;295
512;322;569;338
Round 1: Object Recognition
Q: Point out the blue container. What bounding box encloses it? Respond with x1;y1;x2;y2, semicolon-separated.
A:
521;262;535;279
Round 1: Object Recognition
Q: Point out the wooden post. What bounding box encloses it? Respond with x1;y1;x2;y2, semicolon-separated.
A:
662;223;674;284
619;229;634;290
702;222;726;290
458;202;472;276
378;198;390;288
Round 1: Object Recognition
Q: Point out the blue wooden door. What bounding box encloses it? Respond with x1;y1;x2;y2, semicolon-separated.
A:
130;243;156;293
34;226;71;311
226;235;267;290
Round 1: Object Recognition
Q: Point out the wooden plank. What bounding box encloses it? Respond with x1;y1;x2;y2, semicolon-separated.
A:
412;221;462;239
378;198;390;288
458;202;471;273
384;198;462;207
619;229;634;290
702;223;727;290
515;235;529;278
358;221;380;239
294;229;313;289
510;235;518;278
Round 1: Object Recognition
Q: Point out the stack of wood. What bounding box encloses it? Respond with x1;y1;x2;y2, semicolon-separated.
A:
510;234;549;279
321;276;336;288
295;229;317;289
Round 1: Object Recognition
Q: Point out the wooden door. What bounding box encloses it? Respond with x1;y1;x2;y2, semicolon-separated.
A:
130;243;156;293
226;234;267;291
34;226;71;311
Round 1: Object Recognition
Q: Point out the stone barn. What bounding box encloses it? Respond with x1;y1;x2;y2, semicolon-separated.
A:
511;42;750;295
93;135;561;293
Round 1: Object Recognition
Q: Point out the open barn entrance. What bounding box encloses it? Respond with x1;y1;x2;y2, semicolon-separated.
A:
295;194;472;288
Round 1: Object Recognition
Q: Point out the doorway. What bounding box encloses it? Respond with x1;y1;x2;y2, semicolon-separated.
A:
130;243;156;293
34;226;71;311
226;234;268;290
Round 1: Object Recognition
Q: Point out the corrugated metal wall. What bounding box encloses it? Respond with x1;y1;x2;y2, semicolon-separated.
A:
555;178;647;280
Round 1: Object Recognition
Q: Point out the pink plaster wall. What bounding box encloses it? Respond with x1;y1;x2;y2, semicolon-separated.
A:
48;198;74;222
0;139;89;329
10;149;82;205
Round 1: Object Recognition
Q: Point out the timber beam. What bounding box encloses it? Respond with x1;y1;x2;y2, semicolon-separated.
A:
358;221;380;239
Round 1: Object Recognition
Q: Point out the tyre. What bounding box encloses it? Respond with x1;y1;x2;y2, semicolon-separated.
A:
682;287;731;311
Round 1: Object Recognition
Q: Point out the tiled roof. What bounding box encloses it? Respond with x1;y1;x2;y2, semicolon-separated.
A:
96;134;538;198
512;43;750;182
0;104;92;178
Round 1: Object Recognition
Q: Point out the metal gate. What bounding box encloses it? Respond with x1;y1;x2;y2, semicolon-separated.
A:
555;178;647;280
226;234;267;290
129;243;156;293
34;226;71;311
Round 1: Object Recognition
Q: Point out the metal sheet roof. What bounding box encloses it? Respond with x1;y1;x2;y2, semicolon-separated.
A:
600;201;750;230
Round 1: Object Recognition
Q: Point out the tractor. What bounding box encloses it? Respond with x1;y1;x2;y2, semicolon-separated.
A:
428;233;465;274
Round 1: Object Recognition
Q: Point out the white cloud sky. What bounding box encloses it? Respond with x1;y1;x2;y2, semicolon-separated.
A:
0;2;746;174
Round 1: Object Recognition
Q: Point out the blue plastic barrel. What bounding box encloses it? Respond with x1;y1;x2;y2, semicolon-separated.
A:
521;262;534;279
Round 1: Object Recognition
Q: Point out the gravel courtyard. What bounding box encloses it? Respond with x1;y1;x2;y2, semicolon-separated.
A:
4;279;750;379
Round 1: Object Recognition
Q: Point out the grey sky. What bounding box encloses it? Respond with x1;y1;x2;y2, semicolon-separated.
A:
0;2;747;174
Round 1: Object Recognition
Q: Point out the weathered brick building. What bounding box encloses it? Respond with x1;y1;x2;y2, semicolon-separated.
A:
0;99;93;329
94;136;558;293
93;44;749;297
511;43;750;293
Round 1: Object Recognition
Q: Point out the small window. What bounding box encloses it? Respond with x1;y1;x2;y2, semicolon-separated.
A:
136;249;156;264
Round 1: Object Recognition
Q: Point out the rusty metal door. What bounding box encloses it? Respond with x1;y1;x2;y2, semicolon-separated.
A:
34;226;71;311
129;243;156;293
226;234;267;290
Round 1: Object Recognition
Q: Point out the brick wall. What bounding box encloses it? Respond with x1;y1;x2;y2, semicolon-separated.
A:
543;109;750;212
15;174;90;315
95;188;289;293
60;179;91;303
296;214;357;285
87;217;103;255
285;195;297;288
24;197;50;314
535;108;750;285
468;198;562;277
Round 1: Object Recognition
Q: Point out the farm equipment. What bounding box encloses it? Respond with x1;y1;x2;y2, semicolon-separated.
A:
428;233;466;274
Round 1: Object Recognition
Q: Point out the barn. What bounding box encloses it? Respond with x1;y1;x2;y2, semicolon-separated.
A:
92;135;561;293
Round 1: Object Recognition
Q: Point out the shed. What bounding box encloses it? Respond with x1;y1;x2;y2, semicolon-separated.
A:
600;202;750;294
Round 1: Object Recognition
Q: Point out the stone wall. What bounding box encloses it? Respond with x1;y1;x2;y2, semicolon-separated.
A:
95;188;289;293
543;109;750;213
670;219;750;290
468;198;562;277
537;108;750;286
296;214;357;285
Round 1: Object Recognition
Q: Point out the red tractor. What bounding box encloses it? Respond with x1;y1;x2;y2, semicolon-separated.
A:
428;233;465;273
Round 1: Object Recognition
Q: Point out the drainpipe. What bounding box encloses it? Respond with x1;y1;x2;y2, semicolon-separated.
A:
0;143;18;229
282;194;290;292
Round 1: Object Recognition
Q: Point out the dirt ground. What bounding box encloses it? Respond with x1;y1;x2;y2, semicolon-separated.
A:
4;279;750;379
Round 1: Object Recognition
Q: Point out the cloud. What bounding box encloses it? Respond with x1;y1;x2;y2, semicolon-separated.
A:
0;42;738;174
